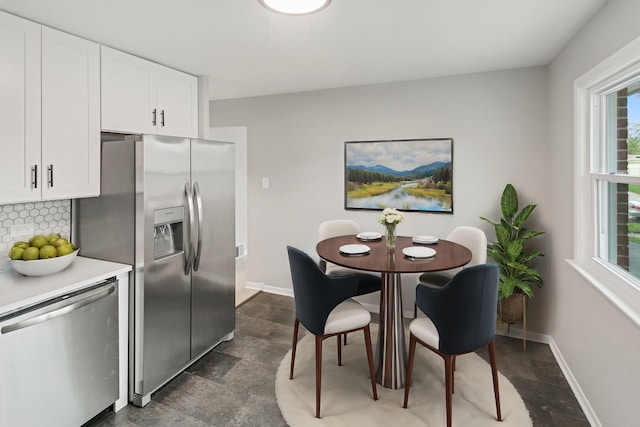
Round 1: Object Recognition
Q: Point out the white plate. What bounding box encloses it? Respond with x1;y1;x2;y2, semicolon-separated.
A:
357;231;382;241
412;235;439;244
339;244;371;255
402;246;436;259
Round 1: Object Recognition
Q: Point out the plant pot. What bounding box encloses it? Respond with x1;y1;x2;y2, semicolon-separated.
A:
498;293;529;351
498;293;528;324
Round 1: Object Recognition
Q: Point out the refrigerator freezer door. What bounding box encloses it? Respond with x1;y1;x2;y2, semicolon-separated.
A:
190;139;236;358
138;135;192;396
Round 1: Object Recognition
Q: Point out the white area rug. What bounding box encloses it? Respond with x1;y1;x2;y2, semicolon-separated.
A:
275;325;532;427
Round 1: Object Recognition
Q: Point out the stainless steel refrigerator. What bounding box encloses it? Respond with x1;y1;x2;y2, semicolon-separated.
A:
76;134;235;407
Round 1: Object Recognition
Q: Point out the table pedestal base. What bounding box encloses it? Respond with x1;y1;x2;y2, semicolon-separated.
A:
374;271;407;389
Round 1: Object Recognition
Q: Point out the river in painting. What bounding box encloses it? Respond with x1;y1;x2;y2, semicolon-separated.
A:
347;182;451;212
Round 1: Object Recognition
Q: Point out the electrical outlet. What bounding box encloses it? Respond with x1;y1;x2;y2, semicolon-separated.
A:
10;223;35;238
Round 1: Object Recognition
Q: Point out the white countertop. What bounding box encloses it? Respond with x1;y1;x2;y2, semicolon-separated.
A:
0;256;132;315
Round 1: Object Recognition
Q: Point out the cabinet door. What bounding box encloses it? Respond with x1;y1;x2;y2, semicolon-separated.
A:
41;27;100;200
101;46;157;135
156;66;198;138
0;12;41;204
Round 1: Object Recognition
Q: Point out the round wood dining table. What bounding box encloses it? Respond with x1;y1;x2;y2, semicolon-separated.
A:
316;235;472;389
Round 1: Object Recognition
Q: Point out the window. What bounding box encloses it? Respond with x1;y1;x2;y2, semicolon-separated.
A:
594;86;640;279
573;38;640;325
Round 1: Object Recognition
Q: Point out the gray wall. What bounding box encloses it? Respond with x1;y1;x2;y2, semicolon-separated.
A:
211;67;549;319
546;0;640;425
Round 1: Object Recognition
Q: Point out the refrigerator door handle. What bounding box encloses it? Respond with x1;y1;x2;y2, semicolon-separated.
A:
184;181;194;275
192;181;204;271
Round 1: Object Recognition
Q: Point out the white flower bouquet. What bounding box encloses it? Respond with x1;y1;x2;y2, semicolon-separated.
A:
377;208;404;248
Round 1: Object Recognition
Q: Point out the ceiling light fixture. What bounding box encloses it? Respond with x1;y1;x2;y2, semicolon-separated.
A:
259;0;332;15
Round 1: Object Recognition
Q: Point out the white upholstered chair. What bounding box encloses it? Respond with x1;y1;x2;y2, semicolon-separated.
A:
415;226;487;317
317;219;381;294
318;219;361;275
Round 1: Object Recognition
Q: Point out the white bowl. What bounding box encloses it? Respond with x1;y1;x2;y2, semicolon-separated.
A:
10;249;79;276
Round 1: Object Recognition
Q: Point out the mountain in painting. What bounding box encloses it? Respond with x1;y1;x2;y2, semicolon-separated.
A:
348;161;450;179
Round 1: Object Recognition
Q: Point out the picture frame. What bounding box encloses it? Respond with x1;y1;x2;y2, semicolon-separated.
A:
344;138;453;213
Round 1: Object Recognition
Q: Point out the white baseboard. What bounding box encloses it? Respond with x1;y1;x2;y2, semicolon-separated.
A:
493;324;601;427
547;337;602;427
495;323;550;344
245;281;294;298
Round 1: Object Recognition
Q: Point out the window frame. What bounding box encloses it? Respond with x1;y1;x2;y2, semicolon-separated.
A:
573;36;640;327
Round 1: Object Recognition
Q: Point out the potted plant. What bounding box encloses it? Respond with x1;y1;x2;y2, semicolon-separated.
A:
480;183;544;326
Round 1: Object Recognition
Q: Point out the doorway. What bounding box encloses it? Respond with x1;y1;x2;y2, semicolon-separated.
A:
210;126;256;305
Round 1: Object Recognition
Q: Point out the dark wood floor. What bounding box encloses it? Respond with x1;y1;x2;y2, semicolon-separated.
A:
90;292;590;426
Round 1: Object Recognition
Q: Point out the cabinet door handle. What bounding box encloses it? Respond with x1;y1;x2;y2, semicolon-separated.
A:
161;109;165;127
152;108;157;126
47;165;53;188
31;165;38;189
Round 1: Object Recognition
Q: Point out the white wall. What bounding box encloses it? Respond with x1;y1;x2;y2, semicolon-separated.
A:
211;67;549;316
546;0;640;425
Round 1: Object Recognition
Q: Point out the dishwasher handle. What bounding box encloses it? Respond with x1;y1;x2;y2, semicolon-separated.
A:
1;284;116;334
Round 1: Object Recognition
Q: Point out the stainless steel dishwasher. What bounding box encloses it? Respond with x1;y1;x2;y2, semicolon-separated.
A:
0;278;119;427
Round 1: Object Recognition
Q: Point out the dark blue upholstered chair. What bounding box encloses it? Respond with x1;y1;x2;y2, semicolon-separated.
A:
287;246;378;418
403;263;502;427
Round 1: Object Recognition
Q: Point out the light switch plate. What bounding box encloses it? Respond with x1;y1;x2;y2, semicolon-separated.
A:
10;223;35;238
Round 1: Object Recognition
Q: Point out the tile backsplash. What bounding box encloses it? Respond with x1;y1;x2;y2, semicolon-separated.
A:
0;200;71;255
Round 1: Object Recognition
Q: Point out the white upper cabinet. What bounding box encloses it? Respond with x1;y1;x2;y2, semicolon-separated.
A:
0;12;100;205
156;66;199;138
41;27;100;200
101;46;198;138
0;12;42;203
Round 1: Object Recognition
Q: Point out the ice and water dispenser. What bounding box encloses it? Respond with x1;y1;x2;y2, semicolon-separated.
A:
153;206;184;259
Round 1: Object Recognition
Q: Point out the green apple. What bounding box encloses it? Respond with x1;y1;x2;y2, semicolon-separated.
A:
29;235;48;249
9;246;25;260
22;247;40;260
51;238;68;248
57;243;75;257
13;241;29;249
39;245;58;259
46;233;61;244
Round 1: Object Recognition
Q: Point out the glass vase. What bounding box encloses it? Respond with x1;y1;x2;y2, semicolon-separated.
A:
385;225;397;249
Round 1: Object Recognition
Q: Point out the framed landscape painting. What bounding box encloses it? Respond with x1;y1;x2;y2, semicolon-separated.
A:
344;138;453;213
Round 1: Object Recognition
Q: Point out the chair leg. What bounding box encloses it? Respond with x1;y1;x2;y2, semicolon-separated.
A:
488;339;502;421
444;354;454;427
344;333;348;345
363;325;378;401
403;333;417;408
290;318;299;380
337;334;342;366
451;355;456;394
315;336;323;418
